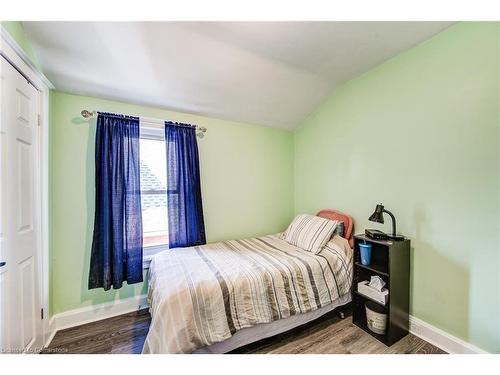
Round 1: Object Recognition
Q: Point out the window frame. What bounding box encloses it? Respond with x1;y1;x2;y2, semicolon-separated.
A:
139;121;169;268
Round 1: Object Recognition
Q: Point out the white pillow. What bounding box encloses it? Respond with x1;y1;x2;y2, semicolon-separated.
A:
283;214;338;254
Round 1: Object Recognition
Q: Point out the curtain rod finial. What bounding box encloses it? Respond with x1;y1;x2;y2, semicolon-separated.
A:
81;110;96;118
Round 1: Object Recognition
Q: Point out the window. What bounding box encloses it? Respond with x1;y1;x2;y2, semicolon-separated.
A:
140;123;168;266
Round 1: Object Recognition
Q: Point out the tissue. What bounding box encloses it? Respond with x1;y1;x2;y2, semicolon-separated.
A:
368;276;386;292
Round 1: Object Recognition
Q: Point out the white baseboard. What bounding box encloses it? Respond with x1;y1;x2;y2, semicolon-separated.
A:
409;315;488;354
45;294;149;347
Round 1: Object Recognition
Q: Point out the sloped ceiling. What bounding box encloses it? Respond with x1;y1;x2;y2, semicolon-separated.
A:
23;21;454;129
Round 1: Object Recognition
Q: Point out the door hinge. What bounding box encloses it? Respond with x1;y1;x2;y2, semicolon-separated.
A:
38;114;41;127
41;308;44;320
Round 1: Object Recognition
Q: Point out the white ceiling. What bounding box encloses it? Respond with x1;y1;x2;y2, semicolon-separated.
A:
23;22;454;130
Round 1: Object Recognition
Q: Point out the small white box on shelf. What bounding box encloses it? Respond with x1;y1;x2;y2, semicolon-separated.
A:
357;281;389;305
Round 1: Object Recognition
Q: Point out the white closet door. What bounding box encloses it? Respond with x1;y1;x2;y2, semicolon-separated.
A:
0;55;43;353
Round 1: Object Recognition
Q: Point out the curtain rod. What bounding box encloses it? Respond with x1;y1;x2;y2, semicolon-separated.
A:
81;110;207;134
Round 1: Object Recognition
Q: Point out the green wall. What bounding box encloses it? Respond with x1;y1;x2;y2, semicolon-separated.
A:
294;22;500;353
49;91;294;315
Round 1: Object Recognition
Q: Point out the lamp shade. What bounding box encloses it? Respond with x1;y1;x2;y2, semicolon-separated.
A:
369;204;385;223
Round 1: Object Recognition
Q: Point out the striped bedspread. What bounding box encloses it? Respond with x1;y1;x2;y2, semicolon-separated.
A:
142;234;353;354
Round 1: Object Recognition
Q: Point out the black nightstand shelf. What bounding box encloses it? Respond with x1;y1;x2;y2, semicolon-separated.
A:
352;234;410;346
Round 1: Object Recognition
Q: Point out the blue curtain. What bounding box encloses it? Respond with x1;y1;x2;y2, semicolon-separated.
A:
165;122;206;248
89;112;143;290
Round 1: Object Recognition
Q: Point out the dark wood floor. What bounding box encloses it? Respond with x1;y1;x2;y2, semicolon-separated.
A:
44;309;446;354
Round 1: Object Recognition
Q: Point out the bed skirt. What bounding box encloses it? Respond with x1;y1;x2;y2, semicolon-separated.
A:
193;293;352;354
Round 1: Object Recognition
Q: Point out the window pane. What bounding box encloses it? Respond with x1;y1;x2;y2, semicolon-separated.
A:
140;138;167;190
140;138;168;248
141;193;168;247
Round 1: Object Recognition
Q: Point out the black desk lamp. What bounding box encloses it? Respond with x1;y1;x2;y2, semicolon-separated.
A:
369;204;405;241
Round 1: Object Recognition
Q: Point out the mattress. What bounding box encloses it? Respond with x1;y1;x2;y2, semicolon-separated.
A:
143;234;353;354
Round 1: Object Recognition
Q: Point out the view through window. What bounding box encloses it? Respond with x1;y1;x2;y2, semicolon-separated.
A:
140;137;168;250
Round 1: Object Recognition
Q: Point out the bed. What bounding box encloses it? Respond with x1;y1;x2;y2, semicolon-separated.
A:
143;209;354;354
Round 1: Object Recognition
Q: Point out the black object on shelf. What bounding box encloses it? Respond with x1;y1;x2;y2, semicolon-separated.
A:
368;203;405;241
365;229;388;240
352;234;410;346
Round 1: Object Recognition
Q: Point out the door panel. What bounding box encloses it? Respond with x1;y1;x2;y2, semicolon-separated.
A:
19;257;35;348
17;140;33;233
0;55;42;353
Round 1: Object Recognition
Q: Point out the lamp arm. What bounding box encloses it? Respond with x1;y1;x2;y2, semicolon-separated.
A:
383;209;397;235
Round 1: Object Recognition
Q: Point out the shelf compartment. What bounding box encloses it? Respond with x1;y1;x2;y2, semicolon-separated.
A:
354;262;389;277
352;295;389;345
